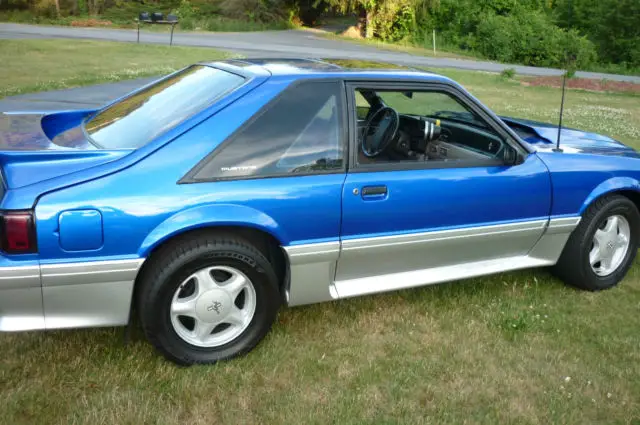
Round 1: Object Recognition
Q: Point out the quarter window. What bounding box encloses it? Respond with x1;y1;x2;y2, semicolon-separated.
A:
193;81;345;180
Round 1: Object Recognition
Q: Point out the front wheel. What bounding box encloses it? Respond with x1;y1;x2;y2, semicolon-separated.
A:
554;194;639;291
137;232;280;365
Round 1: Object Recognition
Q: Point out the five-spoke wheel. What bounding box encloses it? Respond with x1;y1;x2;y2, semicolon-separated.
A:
170;266;257;348
138;233;280;365
589;215;631;277
554;194;639;291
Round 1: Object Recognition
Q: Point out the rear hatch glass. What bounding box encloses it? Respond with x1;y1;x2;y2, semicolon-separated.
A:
84;65;246;149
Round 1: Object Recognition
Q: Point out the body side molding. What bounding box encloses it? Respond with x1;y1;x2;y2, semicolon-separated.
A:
341;219;548;251
284;217;581;306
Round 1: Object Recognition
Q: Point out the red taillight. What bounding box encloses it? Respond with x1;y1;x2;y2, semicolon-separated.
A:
1;211;37;254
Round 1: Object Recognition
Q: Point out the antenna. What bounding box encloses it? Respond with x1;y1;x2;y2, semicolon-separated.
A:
554;0;573;153
554;73;567;152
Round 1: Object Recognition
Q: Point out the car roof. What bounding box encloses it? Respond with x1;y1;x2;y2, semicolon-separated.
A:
204;58;455;84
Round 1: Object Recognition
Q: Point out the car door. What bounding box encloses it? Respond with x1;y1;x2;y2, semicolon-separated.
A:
334;82;552;298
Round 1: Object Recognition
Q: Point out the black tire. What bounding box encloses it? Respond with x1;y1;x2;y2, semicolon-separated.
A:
553;194;639;291
137;231;280;365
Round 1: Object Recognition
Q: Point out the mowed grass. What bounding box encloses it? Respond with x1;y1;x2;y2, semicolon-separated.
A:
1;44;640;424
2;269;640;424
0;38;232;98
431;68;640;149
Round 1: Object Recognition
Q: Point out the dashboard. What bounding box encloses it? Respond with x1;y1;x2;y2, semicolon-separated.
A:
382;114;505;162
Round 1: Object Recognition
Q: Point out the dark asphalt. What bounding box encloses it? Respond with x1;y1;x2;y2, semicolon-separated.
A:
0;77;159;112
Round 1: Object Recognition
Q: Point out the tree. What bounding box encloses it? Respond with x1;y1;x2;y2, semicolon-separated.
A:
555;0;640;67
318;0;375;37
320;0;417;39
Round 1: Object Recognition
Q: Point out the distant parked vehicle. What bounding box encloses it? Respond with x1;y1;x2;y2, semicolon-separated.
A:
1;59;638;365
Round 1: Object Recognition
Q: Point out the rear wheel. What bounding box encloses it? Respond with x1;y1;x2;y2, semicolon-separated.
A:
137;232;280;365
554;194;639;291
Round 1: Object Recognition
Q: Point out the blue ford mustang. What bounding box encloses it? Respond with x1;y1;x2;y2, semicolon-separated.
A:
1;58;638;365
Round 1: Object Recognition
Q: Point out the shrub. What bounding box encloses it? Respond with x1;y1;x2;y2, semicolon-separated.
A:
500;68;516;79
475;9;597;68
374;1;415;42
178;16;194;30
175;0;196;20
200;16;291;32
219;0;288;23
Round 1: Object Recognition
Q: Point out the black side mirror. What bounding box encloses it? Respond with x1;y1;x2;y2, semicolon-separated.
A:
503;145;518;165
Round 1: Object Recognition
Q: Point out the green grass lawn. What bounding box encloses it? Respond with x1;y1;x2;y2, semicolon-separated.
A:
1;40;640;425
0;10;294;32
0;38;232;98
438;69;640;150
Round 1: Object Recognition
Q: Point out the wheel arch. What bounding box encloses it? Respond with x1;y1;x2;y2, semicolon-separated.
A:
579;177;640;215
133;204;291;307
138;203;290;257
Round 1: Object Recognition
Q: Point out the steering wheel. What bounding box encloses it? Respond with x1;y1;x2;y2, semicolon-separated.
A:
362;106;399;157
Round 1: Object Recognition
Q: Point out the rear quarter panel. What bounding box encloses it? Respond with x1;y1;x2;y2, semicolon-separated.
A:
34;78;344;263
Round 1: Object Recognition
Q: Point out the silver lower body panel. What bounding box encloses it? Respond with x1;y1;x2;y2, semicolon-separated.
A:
284;217;581;306
333;255;553;298
0;265;44;331
283;242;340;306
0;259;144;331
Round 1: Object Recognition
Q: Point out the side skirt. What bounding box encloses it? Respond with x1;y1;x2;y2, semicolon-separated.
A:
284;217;580;306
333;255;552;299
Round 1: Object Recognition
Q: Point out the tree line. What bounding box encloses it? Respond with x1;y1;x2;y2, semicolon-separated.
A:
1;0;638;71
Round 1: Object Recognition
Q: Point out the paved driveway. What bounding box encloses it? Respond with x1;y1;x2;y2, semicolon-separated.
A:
2;23;639;83
1;22;638;112
0;77;158;112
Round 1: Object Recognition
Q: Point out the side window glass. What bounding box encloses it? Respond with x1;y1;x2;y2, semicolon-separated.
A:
193;81;344;180
354;88;505;166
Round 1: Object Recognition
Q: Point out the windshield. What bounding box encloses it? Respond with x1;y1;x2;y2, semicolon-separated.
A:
84;65;245;149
